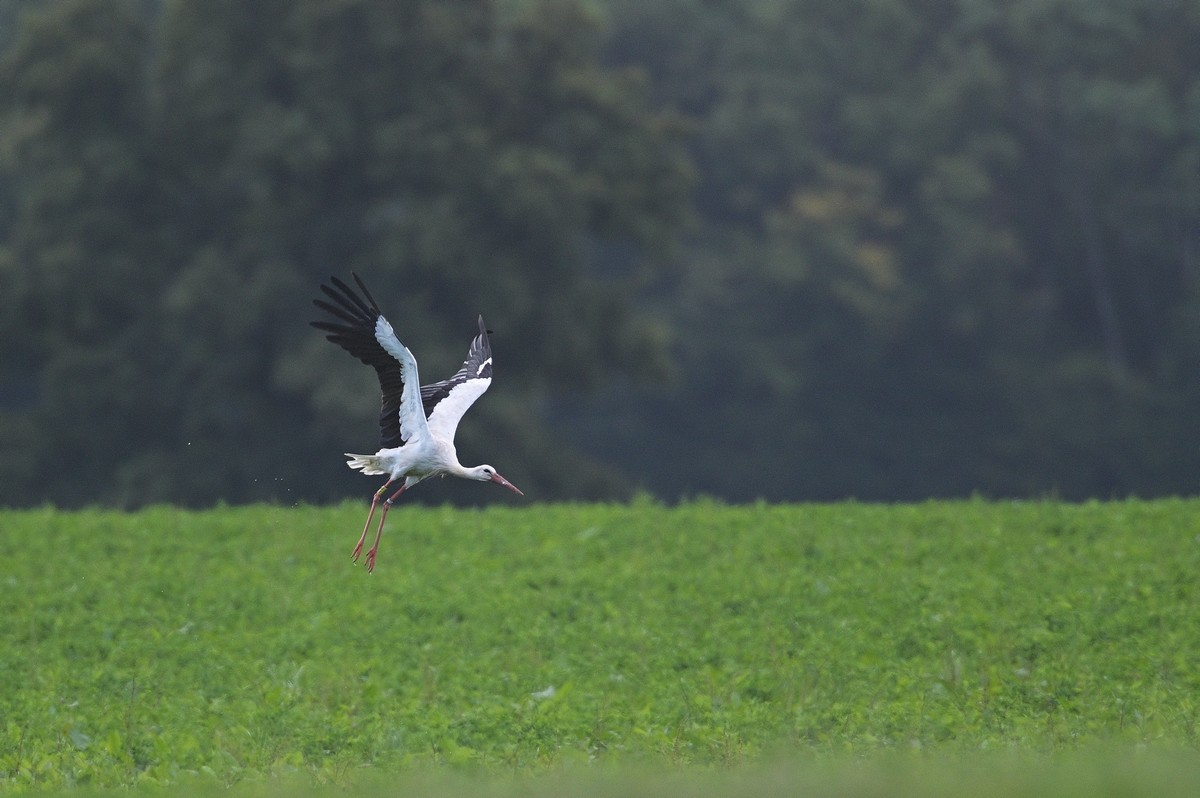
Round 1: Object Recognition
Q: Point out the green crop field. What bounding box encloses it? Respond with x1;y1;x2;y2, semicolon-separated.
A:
2;500;1199;796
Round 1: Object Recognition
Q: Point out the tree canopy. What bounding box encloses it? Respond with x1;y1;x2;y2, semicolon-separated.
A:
562;0;1200;500
2;0;1198;506
0;0;689;506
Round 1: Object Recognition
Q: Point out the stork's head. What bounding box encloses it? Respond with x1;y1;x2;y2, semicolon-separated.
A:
472;465;524;496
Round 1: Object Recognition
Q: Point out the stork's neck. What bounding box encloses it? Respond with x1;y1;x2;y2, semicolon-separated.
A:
446;460;475;480
428;437;465;475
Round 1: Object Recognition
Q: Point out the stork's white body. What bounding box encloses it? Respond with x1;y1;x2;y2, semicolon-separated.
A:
312;276;522;572
345;437;475;491
344;315;503;490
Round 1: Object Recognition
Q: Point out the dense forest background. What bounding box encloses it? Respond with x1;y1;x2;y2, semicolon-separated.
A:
1;0;1198;507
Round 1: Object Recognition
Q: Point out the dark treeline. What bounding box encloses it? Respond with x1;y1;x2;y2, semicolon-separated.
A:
1;0;1198;507
566;0;1200;500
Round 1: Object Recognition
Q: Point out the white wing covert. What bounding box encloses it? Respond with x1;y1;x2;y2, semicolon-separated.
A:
423;316;494;442
373;316;430;445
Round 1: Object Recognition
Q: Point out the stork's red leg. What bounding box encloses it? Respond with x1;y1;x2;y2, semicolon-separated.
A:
353;479;393;563
364;482;407;573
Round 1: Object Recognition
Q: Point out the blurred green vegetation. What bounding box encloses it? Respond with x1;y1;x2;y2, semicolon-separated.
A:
1;0;1198;505
16;750;1200;798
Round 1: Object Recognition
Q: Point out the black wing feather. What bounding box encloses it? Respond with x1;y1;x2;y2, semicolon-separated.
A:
420;315;493;409
310;273;408;449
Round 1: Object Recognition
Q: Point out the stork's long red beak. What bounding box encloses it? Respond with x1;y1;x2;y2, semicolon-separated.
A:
490;472;524;496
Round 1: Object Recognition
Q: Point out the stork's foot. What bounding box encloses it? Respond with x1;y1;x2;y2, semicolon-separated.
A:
364;547;379;573
351;539;365;563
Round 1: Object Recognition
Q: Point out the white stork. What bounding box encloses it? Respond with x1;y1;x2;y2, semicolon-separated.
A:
311;273;523;572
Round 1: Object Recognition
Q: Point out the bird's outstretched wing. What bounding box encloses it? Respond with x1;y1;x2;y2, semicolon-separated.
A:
422;315;494;442
311;274;428;449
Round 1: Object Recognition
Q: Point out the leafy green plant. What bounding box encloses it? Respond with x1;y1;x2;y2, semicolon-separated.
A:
0;500;1197;792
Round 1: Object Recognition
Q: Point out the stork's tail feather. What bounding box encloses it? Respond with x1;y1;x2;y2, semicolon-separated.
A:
345;453;387;475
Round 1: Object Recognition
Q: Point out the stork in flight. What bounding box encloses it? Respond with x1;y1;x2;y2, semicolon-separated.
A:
311;273;524;572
